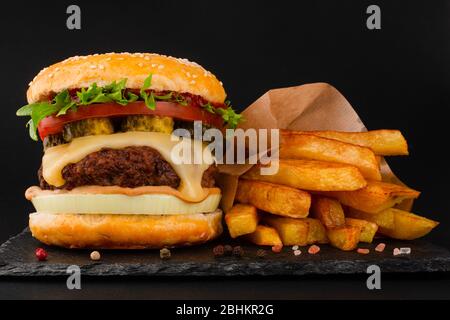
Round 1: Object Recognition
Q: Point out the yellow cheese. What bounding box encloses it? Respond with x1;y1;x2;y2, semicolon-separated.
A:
42;132;215;202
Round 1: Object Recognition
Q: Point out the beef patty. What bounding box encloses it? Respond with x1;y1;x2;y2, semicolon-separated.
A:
38;146;216;190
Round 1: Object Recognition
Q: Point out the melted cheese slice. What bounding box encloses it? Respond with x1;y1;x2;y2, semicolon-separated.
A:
42;132;215;202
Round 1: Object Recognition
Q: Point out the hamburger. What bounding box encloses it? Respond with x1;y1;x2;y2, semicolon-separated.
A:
17;53;241;249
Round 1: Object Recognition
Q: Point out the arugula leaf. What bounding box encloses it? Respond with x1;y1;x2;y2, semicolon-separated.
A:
201;102;216;114
26;119;38;141
154;92;173;100
127;91;139;103
214;106;243;129
16;104;34;116
140;74;156;109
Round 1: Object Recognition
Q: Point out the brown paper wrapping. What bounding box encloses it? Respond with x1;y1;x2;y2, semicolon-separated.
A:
217;83;412;212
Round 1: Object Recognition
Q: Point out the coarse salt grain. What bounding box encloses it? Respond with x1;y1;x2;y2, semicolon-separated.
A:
375;243;386;252
292;245;299;250
293;250;302;256
393;248;401;256
308;245;320;254
357;248;370;254
399;247;411;255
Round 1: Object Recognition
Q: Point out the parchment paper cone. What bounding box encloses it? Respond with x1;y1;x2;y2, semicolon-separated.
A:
217;83;413;212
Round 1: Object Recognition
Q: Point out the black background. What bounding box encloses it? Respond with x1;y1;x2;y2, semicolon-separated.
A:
0;0;449;299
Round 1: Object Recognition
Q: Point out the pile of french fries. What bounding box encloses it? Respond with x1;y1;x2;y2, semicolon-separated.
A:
225;130;439;251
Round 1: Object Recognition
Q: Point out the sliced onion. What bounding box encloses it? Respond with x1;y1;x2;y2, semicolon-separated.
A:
31;193;221;215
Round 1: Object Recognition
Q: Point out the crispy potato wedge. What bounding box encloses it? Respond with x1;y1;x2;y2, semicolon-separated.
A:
280;133;381;180
243;160;367;191
327;226;361;251
345;218;378;243
346;207;395;229
304;218;329;244
377;208;439;240
235;179;311;218
245;225;283;246
225;204;259;238
289;130;408;156
262;215;309;246
321;180;420;213
311;196;346;228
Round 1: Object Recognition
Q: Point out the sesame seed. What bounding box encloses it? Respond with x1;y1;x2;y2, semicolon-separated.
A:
186;72;191;78
219;81;223;86
90;65;97;69
393;248;401;256
144;56;150;60
293;250;302;256
28;81;32;86
48;73;54;78
190;80;196;84
99;64;105;70
54;67;60;72
292;245;299;250
192;74;198;78
138;62;144;67
105;57;111;61
151;63;157;67
158;65;165;69
117;57;124;60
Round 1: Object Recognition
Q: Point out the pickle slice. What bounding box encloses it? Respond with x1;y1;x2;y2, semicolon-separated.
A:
63;118;114;142
121;115;174;133
43;134;65;151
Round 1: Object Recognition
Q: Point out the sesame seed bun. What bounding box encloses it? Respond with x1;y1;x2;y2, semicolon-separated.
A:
27;53;226;104
29;210;223;249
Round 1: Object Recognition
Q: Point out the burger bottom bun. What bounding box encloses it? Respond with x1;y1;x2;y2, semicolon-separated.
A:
29;210;223;249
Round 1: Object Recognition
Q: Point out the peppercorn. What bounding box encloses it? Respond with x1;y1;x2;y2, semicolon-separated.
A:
90;251;101;261
232;246;244;257
256;249;267;258
213;245;224;258
160;248;171;260
272;244;283;253
35;248;48;261
223;245;233;256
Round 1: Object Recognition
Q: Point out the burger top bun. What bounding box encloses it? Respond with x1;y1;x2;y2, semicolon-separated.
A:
27;52;226;104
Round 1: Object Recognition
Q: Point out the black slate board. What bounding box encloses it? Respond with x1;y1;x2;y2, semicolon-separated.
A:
1;228;450;277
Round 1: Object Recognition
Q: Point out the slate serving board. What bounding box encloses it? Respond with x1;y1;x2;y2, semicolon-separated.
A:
1;228;450;277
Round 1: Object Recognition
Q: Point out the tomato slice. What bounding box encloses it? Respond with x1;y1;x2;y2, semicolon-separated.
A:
37;101;224;140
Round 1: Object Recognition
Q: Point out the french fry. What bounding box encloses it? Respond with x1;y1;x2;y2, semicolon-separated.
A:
311;196;345;228
288;130;408;156
225;204;259;238
347;207;395;229
321;180;420;213
345;218;378;243
245;225;283;246
305;218;329;244
262;215;309;246
377;208;439;240
280;133;381;180
243;159;367;191
327;226;361;251
235;179;311;218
